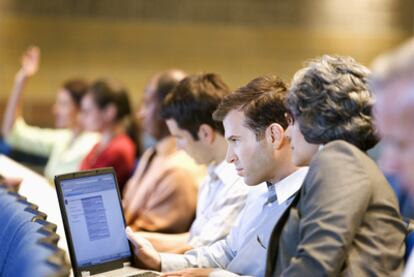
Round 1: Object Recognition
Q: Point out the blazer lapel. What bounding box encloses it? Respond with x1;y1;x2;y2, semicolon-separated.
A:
265;190;301;277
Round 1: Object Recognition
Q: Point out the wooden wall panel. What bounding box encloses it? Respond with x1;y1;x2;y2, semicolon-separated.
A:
0;0;412;127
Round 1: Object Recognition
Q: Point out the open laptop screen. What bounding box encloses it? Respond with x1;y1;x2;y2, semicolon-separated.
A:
60;171;130;267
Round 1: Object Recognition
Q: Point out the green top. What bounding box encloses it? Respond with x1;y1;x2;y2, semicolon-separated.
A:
6;117;100;182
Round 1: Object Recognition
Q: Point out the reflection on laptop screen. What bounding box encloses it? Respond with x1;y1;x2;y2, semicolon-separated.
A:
60;173;130;267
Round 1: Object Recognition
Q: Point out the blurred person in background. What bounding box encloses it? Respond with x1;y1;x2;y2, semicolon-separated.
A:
122;70;205;233
372;38;414;205
1;46;99;182
79;78;141;192
371;38;414;277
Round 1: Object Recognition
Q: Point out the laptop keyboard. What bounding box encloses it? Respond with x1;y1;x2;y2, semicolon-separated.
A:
127;273;160;277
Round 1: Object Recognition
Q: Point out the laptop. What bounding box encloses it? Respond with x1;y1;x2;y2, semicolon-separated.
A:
55;168;160;277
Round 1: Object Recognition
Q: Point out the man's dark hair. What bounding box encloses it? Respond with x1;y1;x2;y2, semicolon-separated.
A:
213;75;288;140
161;73;230;140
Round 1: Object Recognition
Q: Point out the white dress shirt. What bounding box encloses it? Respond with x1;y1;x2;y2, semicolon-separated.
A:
160;167;308;277
188;160;249;248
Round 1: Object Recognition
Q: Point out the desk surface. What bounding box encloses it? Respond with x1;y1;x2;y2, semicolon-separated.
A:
0;154;69;254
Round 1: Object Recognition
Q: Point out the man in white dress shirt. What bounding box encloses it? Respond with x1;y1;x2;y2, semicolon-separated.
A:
139;73;249;253
372;38;414;277
126;75;308;276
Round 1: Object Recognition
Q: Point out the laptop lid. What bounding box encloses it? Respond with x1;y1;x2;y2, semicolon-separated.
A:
55;168;133;277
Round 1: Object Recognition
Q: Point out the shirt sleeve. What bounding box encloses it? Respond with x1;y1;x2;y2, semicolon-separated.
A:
188;181;248;247
5;117;65;157
160;236;236;272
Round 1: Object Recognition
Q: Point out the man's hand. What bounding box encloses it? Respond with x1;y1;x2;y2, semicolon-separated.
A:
125;227;161;271
160;268;214;277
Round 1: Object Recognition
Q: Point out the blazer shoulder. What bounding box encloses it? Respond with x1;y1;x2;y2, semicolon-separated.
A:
306;140;386;195
310;140;364;169
323;140;362;155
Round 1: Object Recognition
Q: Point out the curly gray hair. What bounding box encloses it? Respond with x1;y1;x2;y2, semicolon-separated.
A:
287;55;378;151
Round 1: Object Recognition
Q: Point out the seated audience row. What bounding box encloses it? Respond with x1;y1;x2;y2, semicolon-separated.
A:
1;48;206;234
126;55;406;277
3;41;414;277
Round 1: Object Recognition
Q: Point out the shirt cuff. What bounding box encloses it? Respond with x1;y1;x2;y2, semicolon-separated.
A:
160;253;190;272
209;269;242;277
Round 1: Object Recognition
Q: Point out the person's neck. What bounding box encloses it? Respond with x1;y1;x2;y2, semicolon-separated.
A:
268;162;298;185
100;124;123;148
267;149;299;185
206;135;228;166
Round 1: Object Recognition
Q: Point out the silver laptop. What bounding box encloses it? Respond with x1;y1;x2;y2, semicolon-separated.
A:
55;168;160;277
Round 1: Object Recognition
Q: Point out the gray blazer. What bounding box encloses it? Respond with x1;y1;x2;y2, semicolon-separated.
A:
266;140;406;277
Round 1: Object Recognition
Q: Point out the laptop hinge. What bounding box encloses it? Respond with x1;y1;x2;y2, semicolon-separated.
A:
81;271;91;276
123;261;131;267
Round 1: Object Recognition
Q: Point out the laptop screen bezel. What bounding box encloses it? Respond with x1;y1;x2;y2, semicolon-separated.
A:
55;167;134;277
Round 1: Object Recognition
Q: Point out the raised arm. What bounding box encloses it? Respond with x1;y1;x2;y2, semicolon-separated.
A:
2;46;40;137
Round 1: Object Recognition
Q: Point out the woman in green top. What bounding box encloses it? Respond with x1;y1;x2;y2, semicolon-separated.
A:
1;47;99;182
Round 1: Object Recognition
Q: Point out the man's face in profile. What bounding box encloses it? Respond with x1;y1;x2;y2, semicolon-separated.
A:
165;119;208;165
223;110;272;186
375;78;414;199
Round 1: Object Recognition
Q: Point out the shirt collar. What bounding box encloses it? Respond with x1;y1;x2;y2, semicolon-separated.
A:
272;167;308;205
207;160;240;187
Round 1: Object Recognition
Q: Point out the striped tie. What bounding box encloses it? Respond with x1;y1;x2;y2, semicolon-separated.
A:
265;182;277;205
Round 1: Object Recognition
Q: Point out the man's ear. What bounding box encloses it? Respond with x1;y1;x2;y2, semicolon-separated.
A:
197;124;215;144
265;123;285;149
103;104;117;122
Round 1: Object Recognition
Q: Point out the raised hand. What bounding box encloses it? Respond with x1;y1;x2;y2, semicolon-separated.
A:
17;46;40;80
2;46;41;137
